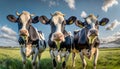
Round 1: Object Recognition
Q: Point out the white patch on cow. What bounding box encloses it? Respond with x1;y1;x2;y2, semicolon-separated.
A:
50;49;58;61
36;28;45;40
19;11;31;36
86;17;92;24
50;49;70;63
20;44;26;64
81;48;97;60
81;49;89;56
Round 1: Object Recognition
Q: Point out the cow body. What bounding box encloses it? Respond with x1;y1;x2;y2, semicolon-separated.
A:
7;11;46;69
72;14;109;69
39;11;76;69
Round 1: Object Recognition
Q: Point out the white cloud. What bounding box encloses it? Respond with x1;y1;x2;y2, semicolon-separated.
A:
1;25;17;36
65;0;75;9
0;26;18;46
80;11;87;18
102;0;118;12
100;31;120;45
0;38;19;47
49;1;56;7
49;0;59;7
106;20;120;30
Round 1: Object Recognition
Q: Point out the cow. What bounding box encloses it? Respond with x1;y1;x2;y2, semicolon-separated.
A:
72;14;109;69
7;11;46;69
38;11;76;69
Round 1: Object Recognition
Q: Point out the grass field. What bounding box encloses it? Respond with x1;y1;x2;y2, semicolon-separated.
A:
0;47;120;69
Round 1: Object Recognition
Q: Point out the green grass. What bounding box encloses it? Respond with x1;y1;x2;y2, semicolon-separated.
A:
0;48;120;69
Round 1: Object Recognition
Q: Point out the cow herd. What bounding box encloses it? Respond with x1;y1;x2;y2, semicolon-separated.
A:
7;11;109;69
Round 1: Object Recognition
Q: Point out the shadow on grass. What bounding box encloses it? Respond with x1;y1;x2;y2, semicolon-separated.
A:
0;56;54;69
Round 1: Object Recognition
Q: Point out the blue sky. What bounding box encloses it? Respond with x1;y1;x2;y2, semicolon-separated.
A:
0;0;120;46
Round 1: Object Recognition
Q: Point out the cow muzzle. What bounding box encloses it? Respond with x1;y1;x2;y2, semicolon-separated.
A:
52;32;65;42
89;29;98;36
88;29;98;44
20;30;29;36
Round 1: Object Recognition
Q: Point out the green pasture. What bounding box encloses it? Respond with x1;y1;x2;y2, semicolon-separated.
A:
0;47;120;69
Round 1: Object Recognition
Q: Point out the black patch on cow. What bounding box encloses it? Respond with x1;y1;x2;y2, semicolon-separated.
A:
28;25;39;41
62;61;66;68
60;35;72;52
18;37;25;45
53;59;57;67
78;28;87;44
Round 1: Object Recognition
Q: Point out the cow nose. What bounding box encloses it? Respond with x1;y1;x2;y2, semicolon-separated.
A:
20;30;28;36
53;32;64;41
89;30;98;36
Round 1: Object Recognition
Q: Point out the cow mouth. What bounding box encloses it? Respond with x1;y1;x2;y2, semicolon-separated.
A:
21;35;28;40
54;38;64;42
52;35;65;43
88;35;97;44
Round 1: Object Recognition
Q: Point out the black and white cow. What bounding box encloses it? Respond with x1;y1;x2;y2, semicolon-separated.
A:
7;11;46;69
72;14;109;69
38;11;76;69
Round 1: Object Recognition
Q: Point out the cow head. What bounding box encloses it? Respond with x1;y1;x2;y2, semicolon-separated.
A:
39;11;76;43
7;11;39;41
75;14;109;44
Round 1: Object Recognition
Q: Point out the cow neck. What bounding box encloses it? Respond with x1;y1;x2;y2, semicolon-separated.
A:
78;28;88;44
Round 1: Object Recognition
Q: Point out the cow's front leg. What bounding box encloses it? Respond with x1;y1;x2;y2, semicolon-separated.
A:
72;52;76;67
80;52;87;69
62;51;70;69
50;49;57;69
32;48;39;69
20;45;26;69
93;48;99;69
37;53;41;69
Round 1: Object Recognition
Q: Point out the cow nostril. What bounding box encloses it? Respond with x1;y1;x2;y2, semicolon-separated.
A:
54;34;56;37
24;30;27;33
20;30;28;36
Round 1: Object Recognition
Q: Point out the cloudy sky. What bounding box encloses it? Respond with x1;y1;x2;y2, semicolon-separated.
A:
0;0;120;46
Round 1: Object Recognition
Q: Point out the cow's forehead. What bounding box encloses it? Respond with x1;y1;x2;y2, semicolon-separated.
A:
51;15;65;24
19;12;31;24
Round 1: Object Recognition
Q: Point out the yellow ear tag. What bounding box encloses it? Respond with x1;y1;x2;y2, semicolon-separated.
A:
101;22;106;26
69;20;73;24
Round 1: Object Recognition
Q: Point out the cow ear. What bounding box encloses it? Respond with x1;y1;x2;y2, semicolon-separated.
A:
39;15;50;24
7;15;17;23
75;20;84;28
66;16;77;25
99;18;109;26
32;16;39;23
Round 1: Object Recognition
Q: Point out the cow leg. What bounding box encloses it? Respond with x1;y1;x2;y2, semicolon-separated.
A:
50;50;57;69
20;46;26;69
72;52;76;67
32;48;39;69
62;51;70;69
93;48;99;69
37;53;41;69
80;52;87;69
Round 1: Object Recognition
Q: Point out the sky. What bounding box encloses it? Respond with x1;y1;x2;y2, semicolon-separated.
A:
0;0;120;46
